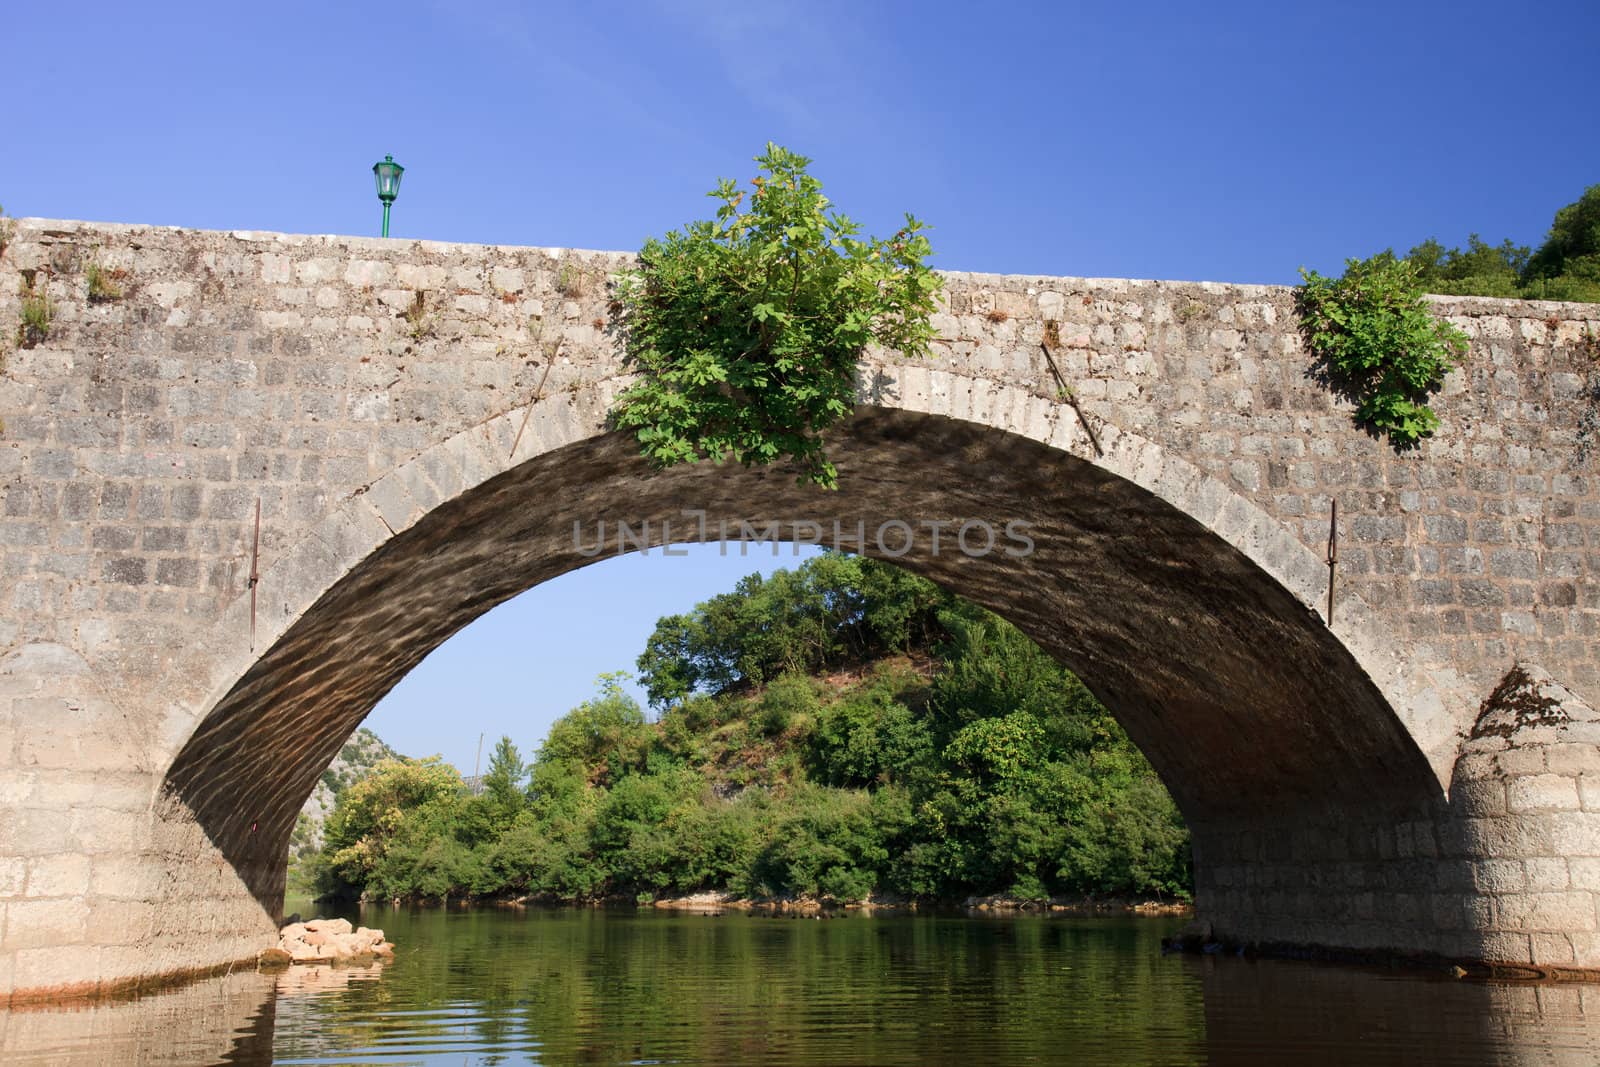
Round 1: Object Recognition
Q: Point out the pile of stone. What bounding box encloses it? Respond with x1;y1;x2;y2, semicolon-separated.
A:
258;918;395;965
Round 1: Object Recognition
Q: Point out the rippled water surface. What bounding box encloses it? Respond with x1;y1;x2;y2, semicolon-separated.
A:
7;904;1600;1065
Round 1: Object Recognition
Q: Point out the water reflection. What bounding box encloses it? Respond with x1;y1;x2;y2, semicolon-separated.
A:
1196;954;1600;1066
0;968;276;1065
3;908;1600;1065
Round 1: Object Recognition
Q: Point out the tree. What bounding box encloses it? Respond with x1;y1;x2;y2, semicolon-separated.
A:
613;143;941;488
636;553;949;708
321;756;464;897
1406;234;1527;297
483;735;529;820
1522;183;1600;302
538;672;649;775
1401;184;1600;303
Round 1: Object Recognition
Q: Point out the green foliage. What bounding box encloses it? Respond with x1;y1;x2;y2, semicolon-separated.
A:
1406;234;1528;298
308;558;1190;906
807;668;933;788
756;671;817;736
1402;184;1600;304
85;261;124;302
0;204;14;258
1296;253;1468;447
18;275;53;349
320;756;467;900
945;712;1048;784
637;552;946;708
539;672;649;769
1308;184;1600;452
750;785;904;902
612;143;942;488
1521;184;1600;303
482;735;529;825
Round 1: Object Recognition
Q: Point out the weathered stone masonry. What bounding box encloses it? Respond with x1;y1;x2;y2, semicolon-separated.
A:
0;217;1597;1001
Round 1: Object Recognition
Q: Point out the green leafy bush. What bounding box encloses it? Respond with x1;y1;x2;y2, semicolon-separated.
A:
613;143;942;488
757;672;817;736
1296;253;1468;447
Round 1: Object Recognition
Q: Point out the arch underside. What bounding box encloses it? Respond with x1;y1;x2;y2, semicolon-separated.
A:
161;408;1443;913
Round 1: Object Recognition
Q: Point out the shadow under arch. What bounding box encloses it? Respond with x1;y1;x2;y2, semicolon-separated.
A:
157;400;1450;948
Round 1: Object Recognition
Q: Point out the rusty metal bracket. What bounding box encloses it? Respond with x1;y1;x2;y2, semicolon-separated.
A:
248;497;261;650
1325;498;1338;625
510;344;559;460
1039;338;1103;457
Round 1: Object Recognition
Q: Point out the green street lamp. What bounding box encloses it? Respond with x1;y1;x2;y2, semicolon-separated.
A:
372;154;404;237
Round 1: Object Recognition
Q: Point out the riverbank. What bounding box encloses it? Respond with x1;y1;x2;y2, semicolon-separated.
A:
468;890;1192;917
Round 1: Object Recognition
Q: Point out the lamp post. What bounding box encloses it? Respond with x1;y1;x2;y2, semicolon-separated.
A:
372;154;404;237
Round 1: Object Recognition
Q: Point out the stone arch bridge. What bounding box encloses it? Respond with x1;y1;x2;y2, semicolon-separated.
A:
0;219;1597;1003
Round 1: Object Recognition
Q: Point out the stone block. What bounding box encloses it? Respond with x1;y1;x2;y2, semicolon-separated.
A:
23;854;91;898
1512;892;1597;932
0;856;25;896
2;898;90;950
89;855;165;900
68;809;150;854
1570;857;1600;891
1550;813;1600;857
3;809;72;857
1524;857;1571;891
1497;748;1549;777
1531;932;1578;964
87;899;156;944
1547;746;1600;777
1472;858;1527;894
1424;515;1469;544
10;943;103;994
1431;893;1465;930
1507;774;1582;813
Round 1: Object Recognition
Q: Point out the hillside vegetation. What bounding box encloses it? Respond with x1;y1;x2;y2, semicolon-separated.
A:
308;555;1191;906
1405;183;1600;303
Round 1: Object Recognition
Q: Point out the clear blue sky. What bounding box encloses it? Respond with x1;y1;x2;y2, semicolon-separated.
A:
4;1;1596;767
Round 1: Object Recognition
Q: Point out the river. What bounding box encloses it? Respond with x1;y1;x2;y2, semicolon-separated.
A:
5;904;1600;1065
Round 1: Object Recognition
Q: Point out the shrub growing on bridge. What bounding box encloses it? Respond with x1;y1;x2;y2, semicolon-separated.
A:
612;144;942;488
1296;252;1468;448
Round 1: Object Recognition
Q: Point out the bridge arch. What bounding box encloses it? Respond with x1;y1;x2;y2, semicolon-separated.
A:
149;368;1460;974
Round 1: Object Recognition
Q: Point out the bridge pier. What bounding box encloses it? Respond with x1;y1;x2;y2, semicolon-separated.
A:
1193;668;1600;971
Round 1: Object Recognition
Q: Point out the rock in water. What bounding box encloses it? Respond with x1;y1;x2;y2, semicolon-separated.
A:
269;917;395;965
